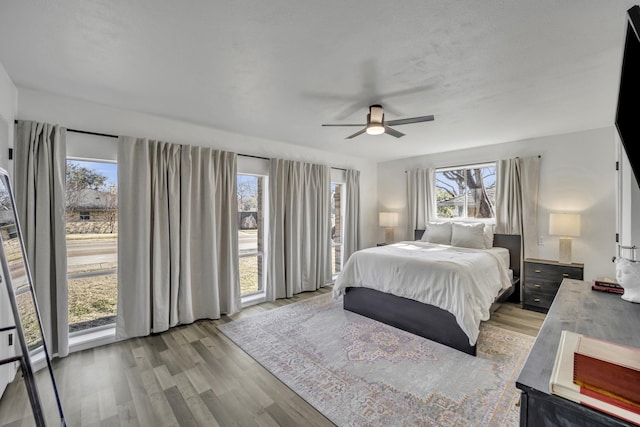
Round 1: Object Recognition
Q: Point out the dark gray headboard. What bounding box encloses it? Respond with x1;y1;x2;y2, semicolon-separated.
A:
414;229;521;279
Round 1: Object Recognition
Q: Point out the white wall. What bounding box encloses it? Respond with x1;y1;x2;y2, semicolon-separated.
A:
633;184;640;245
618;134;640;248
16;87;379;248
0;61;17;397
0;63;16;172
378;127;618;282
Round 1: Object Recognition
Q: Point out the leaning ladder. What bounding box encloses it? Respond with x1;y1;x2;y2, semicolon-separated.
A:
0;257;66;426
0;166;66;426
0;280;44;424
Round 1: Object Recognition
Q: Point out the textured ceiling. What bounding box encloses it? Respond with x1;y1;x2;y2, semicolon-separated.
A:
0;1;636;161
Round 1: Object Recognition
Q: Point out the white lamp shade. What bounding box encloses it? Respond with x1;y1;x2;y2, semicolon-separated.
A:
379;212;399;227
549;213;581;237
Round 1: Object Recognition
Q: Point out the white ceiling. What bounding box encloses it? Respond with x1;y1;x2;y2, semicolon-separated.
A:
0;1;636;162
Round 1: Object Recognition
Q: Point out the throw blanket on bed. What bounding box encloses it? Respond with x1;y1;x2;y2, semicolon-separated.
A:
333;241;512;345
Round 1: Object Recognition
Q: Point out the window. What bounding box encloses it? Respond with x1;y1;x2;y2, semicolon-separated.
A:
238;174;266;297
331;183;344;275
65;159;118;333
435;163;496;219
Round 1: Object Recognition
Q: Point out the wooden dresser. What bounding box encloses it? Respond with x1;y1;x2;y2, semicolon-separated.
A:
523;259;584;312
516;279;640;426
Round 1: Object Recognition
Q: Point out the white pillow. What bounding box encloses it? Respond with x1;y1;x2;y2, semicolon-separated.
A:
451;222;486;249
484;223;495;249
422;222;452;245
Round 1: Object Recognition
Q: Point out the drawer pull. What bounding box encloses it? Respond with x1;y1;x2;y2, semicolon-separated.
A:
533;298;541;302
534;269;541;273
562;273;569;277
534;284;541;288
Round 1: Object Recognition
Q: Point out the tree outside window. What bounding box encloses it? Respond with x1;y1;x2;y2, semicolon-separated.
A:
436;164;496;219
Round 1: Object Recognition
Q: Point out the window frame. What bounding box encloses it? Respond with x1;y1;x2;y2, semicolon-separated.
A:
331;181;345;276
64;136;119;352
434;162;497;221
237;173;268;303
65;157;118;335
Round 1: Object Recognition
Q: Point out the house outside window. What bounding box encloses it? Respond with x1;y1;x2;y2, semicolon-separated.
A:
79;211;90;221
435;163;496;219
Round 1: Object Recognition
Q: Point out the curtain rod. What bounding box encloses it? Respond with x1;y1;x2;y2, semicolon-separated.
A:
404;155;542;173
14;120;118;139
13;120;347;171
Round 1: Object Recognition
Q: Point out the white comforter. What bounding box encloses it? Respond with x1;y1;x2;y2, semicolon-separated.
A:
333;241;512;345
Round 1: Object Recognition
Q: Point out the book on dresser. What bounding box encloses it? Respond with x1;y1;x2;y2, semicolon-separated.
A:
592;277;625;294
550;330;640;424
594;277;622;288
592;283;625;294
574;335;640;408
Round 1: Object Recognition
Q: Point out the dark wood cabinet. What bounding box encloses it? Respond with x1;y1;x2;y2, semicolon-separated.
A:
523;259;583;312
516;279;640;426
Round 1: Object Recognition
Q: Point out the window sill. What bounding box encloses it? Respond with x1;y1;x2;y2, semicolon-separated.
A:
241;292;266;308
25;325;117;373
69;324;116;354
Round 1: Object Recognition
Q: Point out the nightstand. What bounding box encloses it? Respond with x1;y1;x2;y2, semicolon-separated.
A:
523;258;584;313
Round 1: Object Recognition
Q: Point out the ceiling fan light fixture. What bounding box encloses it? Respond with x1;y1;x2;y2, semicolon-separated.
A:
366;124;385;135
321;104;434;139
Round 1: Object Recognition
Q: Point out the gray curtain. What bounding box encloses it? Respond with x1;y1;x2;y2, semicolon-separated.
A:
14;120;69;357
343;169;360;261
267;159;331;300
179;145;239;323
495;156;540;259
406;168;436;239
116;137;239;339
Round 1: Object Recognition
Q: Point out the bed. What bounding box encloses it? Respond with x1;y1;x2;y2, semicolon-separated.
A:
333;231;521;356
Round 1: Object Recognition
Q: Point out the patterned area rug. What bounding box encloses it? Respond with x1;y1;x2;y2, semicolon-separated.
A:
218;294;534;426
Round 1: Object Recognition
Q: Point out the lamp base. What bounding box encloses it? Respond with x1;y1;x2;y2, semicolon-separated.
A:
558;237;572;264
385;227;394;244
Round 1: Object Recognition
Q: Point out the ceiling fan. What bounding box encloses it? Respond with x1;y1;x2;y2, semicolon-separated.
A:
321;104;434;139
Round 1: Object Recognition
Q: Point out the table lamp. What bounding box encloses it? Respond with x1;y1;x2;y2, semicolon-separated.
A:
379;212;399;244
549;213;581;264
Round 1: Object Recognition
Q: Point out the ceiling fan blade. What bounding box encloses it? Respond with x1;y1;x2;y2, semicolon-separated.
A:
385;115;435;126
322;123;366;127
346;128;367;139
384;126;405;138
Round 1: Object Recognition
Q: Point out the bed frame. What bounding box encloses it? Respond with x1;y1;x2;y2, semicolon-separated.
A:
343;232;521;356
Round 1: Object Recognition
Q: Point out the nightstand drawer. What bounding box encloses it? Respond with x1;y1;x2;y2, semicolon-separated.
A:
524;279;559;296
524;262;583;282
523;288;556;311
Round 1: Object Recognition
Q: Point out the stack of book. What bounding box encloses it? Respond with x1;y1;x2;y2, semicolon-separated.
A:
550;330;640;425
592;277;624;294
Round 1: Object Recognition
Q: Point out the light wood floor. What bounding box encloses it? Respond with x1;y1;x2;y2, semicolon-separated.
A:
0;287;545;427
486;301;546;337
